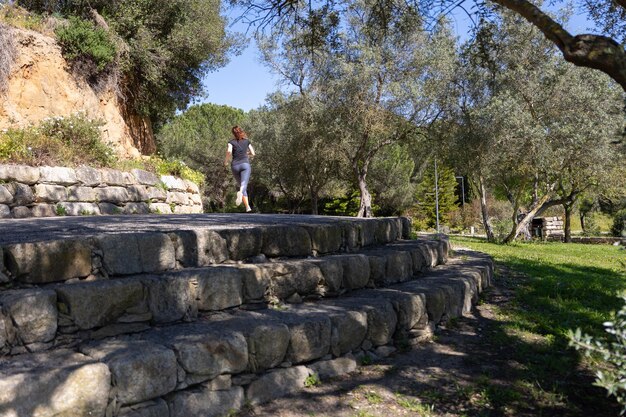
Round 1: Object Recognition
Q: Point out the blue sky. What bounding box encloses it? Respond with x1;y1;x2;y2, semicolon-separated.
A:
200;3;594;112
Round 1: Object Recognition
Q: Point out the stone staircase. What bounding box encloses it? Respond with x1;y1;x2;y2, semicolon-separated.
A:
0;214;493;417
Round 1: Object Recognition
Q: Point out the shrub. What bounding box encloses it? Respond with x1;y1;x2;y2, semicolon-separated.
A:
611;209;626;237
569;296;626;414
55;16;116;72
0;113;115;167
152;157;205;187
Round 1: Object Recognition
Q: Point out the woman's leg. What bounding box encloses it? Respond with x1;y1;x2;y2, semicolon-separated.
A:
239;163;252;211
231;163;244;206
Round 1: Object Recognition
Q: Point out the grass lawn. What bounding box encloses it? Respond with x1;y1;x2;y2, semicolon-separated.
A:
451;237;626;415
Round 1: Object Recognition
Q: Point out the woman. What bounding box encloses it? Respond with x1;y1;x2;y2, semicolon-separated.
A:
225;126;255;212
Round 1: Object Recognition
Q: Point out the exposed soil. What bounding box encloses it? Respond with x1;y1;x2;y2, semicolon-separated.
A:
236;264;620;417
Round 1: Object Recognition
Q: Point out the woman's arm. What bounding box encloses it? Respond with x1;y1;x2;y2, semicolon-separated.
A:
224;143;233;166
248;144;256;158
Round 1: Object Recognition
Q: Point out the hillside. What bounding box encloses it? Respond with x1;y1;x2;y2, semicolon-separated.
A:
0;24;154;158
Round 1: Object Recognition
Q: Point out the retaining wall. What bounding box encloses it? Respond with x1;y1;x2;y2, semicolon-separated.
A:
0;164;202;218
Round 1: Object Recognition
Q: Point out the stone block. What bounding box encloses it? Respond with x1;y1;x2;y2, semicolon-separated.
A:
99;202;123;215
341;221;361;250
367;254;387;285
169;386;244;417
0;164;40;184
5;239;92;283
0;351;110;416
149;202;172;214
189;205;203;213
119;399;169;417
173;205;194;214
189;193;202;205
124;202;151;214
39;166;78;185
5;182;34;206
400;217;411;238
0;184;12;204
0;204;10;218
262;226;312;257
219;228;263;261
359;220;378;247
310;357;357;380
147;324;248;382
58;202;101;216
166;191;189;205
183;180;200;194
266;310;331;364
128;185;150;202
11;206;32;218
95;186;130;203
236;264;271;301
67;185;96;202
303;224;343;254
375;218;398;243
147;187;167;201
246;366;311;406
81;340;177;406
30;204;57;218
328;297;397;347
161;175;187;191
35;184;67;203
384;250;413;283
0;289;57;344
137;233;176;273
401;281;446;323
266;261;323;300
170;267;243;311
101;168;133;186
55;279;145;329
142;275;198;323
97;234;142;275
170;230;228;267
75;165;102;186
131;169;160;186
311;258;343;293
335;254;370;290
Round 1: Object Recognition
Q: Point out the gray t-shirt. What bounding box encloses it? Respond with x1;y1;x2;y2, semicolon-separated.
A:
229;139;250;165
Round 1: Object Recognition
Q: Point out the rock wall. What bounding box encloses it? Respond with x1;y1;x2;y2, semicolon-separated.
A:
0;164;202;218
0;25;154;157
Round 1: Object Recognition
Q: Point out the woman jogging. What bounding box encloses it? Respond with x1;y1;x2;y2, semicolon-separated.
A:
225;126;255;212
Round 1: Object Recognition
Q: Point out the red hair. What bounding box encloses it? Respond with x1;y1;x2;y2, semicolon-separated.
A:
231;126;247;140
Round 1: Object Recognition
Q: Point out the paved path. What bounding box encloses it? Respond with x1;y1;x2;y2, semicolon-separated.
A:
0;213;368;245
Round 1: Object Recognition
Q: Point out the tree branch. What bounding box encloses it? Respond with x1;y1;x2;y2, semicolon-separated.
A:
492;0;626;91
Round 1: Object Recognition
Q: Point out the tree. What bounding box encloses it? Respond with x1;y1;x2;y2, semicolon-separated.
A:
19;0;237;130
246;93;344;214
447;10;624;242
257;0;457;217
234;0;626;92
157;103;246;210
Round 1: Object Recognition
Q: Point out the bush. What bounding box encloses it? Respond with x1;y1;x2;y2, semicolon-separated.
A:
153;158;205;187
569;296;626;414
0;113;115;167
55;16;116;72
611;209;626;237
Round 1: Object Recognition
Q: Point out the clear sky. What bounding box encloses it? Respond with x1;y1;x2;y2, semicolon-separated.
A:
200;3;595;112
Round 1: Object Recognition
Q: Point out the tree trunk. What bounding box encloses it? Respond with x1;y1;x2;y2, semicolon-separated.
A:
503;193;553;243
580;212;586;233
478;175;495;242
310;188;319;215
357;175;374;218
563;202;573;243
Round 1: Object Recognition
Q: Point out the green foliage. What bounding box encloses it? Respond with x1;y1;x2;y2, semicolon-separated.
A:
369;143;416;216
569;296;626;414
55;204;67;216
304;374;321;388
413;162;459;228
55;16;116;71
323;191;377;217
153;157;205;187
0;113;116;167
611;209;626;237
157;103;245;209
0;3;47;32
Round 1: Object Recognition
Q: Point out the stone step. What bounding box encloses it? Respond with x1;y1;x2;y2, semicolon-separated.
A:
0;250;493;417
0;239;448;356
0;216;409;285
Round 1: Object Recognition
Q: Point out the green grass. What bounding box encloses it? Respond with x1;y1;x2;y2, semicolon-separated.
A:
451;236;626;414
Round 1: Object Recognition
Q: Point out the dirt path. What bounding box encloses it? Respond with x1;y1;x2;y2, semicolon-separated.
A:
236;265;619;417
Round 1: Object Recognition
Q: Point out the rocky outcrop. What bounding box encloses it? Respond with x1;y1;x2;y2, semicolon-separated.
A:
0;164;202;218
0;26;153;157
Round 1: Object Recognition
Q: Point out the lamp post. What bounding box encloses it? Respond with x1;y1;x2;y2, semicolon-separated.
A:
434;158;439;234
